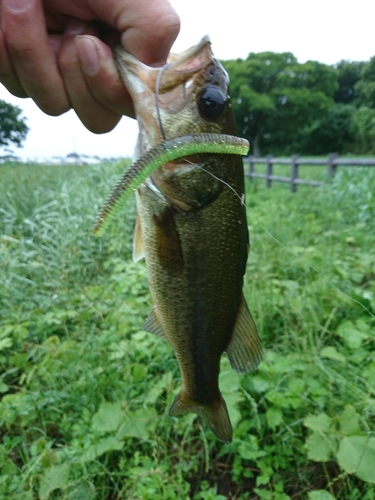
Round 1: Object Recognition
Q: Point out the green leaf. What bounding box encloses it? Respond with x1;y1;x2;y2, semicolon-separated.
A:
320;346;346;363
144;371;173;404
265;407;283;430
238;439;268;461
305;432;333;462
362;364;375;389
251;376;270;393
308;491;336;500
0;337;12;351
337;436;375;483
82;436;124;462
336;320;369;349
66;481;96;500
132;363;148;381
304;413;332;432
253;488;273;500
38;463;70;500
117;408;155;440
0;382;9;393
92;401;124;433
339;405;362;436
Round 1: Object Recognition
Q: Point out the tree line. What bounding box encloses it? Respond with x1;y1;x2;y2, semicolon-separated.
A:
0;100;28;152
222;53;375;156
1;52;375;157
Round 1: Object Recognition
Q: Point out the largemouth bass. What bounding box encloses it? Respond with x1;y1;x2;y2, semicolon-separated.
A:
115;36;262;443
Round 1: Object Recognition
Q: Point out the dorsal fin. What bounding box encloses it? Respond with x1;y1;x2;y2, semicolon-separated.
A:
226;296;262;374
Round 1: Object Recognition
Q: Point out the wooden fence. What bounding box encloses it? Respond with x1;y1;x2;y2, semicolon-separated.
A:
244;153;375;192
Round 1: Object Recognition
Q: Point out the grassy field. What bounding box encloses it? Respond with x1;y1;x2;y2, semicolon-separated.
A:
0;160;374;500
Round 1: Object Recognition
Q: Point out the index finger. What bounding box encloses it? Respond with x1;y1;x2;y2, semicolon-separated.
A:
83;0;180;65
2;0;70;115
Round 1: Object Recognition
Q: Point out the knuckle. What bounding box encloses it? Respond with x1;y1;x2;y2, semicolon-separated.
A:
148;12;180;43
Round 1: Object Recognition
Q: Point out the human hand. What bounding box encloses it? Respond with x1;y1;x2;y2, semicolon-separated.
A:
0;0;180;132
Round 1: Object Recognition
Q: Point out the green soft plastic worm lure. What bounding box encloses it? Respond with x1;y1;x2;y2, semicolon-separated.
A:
92;133;249;237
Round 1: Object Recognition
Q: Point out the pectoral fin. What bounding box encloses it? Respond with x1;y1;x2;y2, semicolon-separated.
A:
152;208;184;275
132;214;145;263
226;295;262;374
141;308;166;339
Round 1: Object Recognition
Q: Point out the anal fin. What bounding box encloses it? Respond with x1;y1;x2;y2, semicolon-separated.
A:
226;295;262;374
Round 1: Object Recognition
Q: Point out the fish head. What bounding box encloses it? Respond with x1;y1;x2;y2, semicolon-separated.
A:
115;36;236;155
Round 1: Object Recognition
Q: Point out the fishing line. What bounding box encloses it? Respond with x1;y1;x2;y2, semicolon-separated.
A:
183;158;375;321
155;63;172;141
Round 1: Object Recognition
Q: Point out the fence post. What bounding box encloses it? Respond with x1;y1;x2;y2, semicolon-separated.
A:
327;153;339;178
266;155;273;188
290;154;300;193
248;155;254;181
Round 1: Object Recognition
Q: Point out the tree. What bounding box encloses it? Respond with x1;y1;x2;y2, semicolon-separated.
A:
223;53;337;156
352;106;375;154
355;56;375;109
334;60;365;104
0;100;29;149
297;104;357;155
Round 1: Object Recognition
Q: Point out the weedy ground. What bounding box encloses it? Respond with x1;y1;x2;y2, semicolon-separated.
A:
0;160;374;500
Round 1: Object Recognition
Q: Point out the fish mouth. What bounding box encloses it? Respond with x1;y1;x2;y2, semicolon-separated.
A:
114;35;213;93
114;36;226;152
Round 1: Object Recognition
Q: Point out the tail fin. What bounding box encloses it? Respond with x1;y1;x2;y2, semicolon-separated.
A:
169;391;233;443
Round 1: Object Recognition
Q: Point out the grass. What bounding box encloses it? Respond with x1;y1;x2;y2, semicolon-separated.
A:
0;160;374;499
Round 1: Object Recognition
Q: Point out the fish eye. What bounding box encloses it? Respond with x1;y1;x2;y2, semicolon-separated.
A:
198;86;227;118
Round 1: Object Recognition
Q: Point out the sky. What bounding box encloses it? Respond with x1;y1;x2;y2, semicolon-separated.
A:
1;0;374;161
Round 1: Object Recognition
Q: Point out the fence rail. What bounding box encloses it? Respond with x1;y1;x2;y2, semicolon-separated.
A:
244;154;375;192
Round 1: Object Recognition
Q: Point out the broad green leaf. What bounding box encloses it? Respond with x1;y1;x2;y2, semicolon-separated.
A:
0;337;12;351
82;436;124;462
339;405;362;436
223;391;243;428
337;436;375;483
308;491;336;500
39;463;70;500
362;364;375;389
305;432;332;462
336;321;369;349
251;376;270;393
117;408;155;440
92;401;124;433
266;407;283;430
253;488;273;500
304;413;332;432
238;438;268;461
0;382;9;393
1;458;18;475
320;346;346;363
132;363;148;381
144;371;173;404
66;481;96;500
219;367;241;393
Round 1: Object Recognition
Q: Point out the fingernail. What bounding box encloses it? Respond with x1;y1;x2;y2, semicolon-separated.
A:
65;19;88;36
4;0;32;14
75;36;99;76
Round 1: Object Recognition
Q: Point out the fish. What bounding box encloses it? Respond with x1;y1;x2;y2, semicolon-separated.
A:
114;36;262;443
